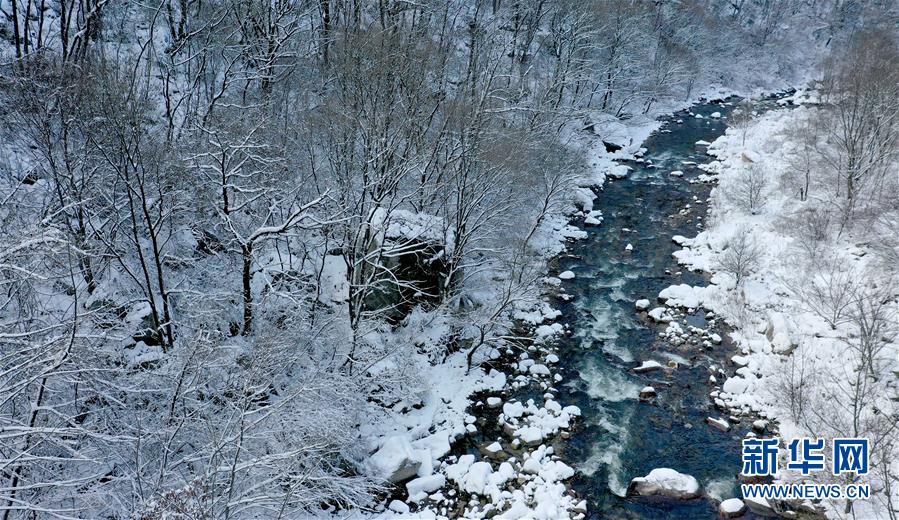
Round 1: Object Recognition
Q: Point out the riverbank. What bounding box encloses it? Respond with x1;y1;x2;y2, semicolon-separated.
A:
669;92;899;518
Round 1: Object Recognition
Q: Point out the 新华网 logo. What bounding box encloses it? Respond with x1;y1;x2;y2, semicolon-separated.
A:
740;437;871;502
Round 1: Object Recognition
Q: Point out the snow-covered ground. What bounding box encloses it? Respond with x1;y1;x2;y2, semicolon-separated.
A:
662;99;899;518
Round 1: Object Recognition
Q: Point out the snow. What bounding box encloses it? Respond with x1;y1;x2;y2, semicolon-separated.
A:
318;254;349;303
719;498;746;517
608;164;631;179
388;500;410;514
366;436;424;483
584;210;604;226
627;468;701;499
502;401;525;419
0;3;857;517
501;398;581;446
658;283;704;309
669;104;899;517
534;323;564;341
633;360;663;373
744;495;775;516
457;461;494;495
647;307;673;323
528;363;551;376
406;474;446;502
706;417;731;432
375;208;455;254
484;442;503;454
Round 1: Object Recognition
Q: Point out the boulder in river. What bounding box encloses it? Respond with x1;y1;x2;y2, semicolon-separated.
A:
706;417;731;432
627;468;701;499
633;360;663;373
744;495;776;516
648;307;673;323
719;498;747;518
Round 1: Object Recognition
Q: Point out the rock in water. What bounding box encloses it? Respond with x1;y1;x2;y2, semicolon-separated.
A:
719;498;747;518
627;468;701;499
633;360;663;373
706;416;731;432
744;495;776;516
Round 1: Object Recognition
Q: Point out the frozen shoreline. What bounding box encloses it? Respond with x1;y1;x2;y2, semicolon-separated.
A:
665;92;898;518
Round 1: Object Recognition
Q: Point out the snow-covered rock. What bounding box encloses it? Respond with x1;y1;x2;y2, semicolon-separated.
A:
658;284;702;309
484;441;503;454
722;376;750;395
627;468;701;499
558;270;575;280
744;495;775;516
388;500;410;513
573;187;595;212
406;474;446;502
366;436;423;483
633;360;663;373
608;164;631;179
503;401;525;419
635;299;651;311
764;311;797;354
706;417;731;432
584;210;604;226
529;363;551;376
648;307;673;323
719;498;747;518
534;323;564;340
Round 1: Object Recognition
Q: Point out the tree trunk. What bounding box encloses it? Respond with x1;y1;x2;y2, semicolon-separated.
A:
10;0;22;60
242;242;253;334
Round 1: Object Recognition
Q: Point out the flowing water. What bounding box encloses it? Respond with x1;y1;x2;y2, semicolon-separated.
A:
553;94;789;519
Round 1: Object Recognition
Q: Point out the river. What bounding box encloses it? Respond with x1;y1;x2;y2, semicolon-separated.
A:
553;94;788;519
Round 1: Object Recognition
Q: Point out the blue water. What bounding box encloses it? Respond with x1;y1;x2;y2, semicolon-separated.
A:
554;96;787;519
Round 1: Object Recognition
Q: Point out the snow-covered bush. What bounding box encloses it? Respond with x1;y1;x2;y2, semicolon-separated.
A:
715;226;762;288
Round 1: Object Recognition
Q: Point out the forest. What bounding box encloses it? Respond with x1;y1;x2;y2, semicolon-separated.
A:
0;0;897;518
